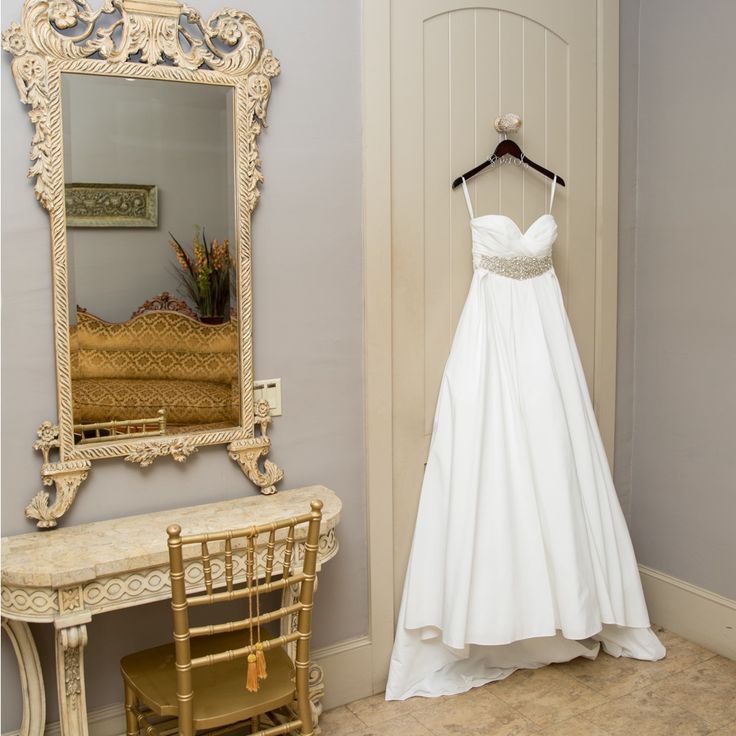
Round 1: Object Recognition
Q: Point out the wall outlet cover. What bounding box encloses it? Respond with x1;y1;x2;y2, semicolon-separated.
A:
253;378;282;416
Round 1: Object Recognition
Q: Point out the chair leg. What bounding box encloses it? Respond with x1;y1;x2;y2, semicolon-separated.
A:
295;671;313;736
123;683;138;736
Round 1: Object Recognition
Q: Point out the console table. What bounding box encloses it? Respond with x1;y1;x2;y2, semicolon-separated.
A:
1;486;341;736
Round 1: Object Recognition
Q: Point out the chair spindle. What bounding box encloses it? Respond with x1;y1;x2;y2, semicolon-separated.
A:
282;525;295;578
224;537;233;592
265;529;276;584
201;541;213;595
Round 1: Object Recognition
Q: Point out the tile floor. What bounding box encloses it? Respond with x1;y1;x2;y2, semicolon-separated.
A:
319;627;736;736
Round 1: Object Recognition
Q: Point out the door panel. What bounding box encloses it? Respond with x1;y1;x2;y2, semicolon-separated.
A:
391;0;606;601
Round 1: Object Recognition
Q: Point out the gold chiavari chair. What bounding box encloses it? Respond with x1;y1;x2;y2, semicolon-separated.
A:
120;500;323;736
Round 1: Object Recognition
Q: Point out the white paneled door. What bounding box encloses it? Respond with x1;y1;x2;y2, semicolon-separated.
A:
380;0;620;605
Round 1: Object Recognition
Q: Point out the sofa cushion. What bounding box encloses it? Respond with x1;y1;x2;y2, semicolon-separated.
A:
74;347;237;383
73;378;238;426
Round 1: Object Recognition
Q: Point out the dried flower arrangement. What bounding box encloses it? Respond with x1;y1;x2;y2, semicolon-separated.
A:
169;226;233;322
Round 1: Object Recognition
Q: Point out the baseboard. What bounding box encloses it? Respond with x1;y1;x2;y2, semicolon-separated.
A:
2;636;375;736
639;564;736;660
314;635;374;709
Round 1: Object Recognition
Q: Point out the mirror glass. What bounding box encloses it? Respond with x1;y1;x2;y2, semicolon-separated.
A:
61;74;238;444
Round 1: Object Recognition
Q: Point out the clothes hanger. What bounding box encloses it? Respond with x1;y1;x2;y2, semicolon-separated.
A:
451;115;566;189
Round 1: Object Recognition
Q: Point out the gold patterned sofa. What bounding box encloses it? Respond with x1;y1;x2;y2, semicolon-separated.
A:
70;307;238;432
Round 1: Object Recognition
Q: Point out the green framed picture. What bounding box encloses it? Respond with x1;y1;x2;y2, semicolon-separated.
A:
64;183;158;228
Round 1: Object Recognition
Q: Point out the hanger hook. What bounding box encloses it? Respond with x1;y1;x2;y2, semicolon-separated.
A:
494;113;522;136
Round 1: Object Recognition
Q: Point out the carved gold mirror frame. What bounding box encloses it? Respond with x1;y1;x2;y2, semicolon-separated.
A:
3;0;284;528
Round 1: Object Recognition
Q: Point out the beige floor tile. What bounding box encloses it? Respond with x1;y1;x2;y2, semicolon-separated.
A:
537;715;611;735
652;627;718;671
325;713;435;736
553;627;717;699
412;687;540;736
705;723;736;736
485;665;607;727
319;705;368;735
346;692;435;727
585;689;714;736
650;655;736;729
332;630;730;735
552;650;652;698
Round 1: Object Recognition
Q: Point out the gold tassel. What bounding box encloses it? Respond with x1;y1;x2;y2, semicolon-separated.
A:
255;641;267;679
246;653;259;692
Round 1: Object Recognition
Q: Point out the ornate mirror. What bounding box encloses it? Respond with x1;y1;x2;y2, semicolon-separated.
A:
3;0;283;527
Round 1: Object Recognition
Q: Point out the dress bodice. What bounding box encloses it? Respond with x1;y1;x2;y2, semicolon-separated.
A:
471;213;558;260
459;177;559;278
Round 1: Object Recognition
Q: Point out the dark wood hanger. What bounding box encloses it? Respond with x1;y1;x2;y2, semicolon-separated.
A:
451;138;565;189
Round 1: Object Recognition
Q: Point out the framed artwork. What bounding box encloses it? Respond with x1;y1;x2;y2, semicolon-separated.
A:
64;183;158;228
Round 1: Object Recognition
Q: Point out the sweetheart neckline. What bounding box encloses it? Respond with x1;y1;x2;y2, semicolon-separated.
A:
470;213;556;235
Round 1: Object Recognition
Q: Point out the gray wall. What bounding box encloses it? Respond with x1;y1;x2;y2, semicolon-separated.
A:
1;1;365;730
615;0;736;599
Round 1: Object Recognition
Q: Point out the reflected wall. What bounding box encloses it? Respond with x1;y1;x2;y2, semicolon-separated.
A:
62;75;234;323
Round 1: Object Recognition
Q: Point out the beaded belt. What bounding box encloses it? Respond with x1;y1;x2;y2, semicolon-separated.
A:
475;252;553;280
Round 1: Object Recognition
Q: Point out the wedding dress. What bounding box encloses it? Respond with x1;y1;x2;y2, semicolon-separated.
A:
385;178;665;700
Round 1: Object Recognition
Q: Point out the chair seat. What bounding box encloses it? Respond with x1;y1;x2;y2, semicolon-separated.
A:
121;629;296;731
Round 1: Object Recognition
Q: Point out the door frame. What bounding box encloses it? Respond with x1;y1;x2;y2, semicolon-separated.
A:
362;0;396;693
362;0;619;693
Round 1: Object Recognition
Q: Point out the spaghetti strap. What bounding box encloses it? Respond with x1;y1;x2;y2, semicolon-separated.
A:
461;178;474;220
548;175;558;214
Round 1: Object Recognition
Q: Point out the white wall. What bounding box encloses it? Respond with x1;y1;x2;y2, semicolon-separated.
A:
615;0;736;599
1;1;365;731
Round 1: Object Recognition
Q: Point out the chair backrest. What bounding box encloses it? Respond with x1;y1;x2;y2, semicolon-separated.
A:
166;499;323;734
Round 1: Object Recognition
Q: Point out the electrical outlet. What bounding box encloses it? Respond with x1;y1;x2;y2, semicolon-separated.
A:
253;378;282;416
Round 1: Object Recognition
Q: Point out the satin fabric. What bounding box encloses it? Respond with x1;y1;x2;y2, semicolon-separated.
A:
385;213;665;701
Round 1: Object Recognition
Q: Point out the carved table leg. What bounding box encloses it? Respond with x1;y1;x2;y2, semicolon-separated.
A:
54;620;89;736
1;618;46;736
307;662;325;730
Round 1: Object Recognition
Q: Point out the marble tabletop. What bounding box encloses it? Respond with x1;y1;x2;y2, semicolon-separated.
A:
2;485;341;589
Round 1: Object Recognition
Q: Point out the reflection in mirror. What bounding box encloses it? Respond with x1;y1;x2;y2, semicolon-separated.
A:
61;74;238;444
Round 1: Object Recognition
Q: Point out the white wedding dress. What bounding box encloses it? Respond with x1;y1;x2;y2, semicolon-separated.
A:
385;179;665;701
